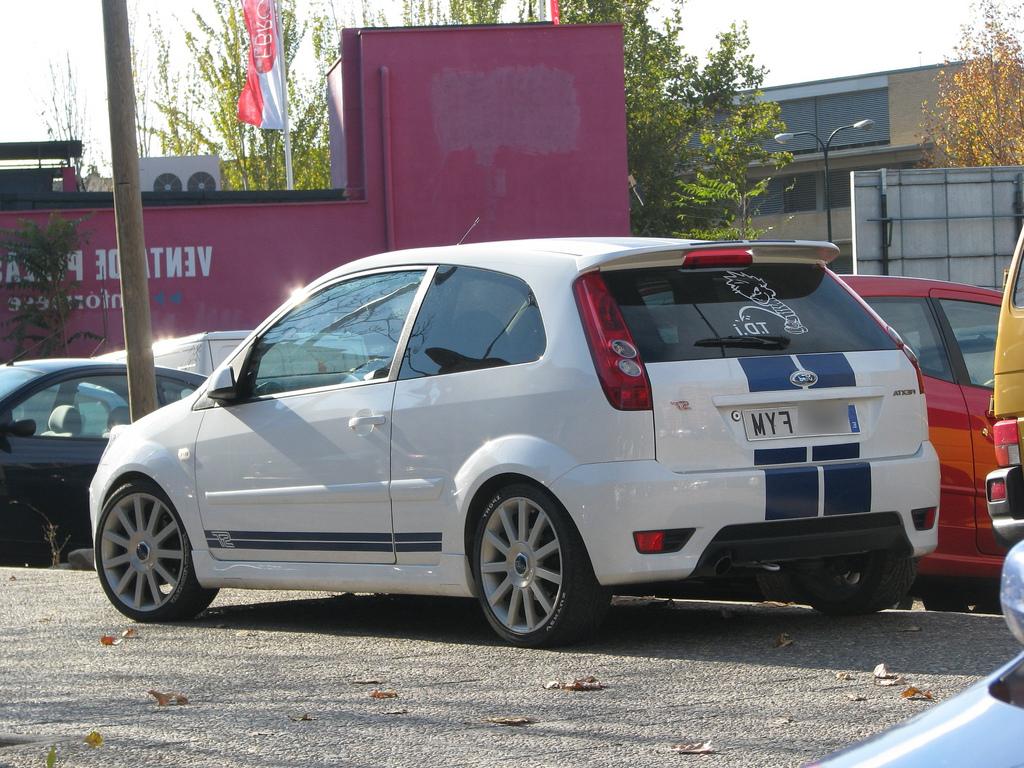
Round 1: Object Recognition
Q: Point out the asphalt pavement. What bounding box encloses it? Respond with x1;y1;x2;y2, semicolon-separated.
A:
0;567;1019;768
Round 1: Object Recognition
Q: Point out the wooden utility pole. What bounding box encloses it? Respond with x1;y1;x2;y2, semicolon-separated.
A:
101;0;157;419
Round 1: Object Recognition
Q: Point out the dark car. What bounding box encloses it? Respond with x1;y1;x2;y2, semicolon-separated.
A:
0;359;204;566
843;275;1004;611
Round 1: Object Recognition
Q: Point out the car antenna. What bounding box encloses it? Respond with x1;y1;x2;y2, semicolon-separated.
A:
458;216;481;245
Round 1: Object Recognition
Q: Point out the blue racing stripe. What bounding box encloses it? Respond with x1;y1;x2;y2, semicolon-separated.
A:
204;529;442;552
738;356;799;392
796;353;856;388
755;447;807;466
396;542;443;552
823;463;872;516
812;443;860;462
764;466;818;520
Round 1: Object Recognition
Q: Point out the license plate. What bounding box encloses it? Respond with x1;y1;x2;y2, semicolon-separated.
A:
742;408;796;440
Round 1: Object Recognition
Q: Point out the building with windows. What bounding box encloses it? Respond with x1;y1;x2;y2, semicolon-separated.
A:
751;63;956;271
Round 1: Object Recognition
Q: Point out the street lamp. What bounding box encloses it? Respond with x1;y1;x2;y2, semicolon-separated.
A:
774;119;875;243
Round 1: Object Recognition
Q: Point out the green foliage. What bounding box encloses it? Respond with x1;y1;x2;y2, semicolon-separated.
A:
152;0;336;190
0;215;97;359
449;0;505;24
676;69;790;240
555;3;784;236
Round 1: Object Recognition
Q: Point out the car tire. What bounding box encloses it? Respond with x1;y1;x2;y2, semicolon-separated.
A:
756;570;798;603
96;479;218;622
471;483;609;648
789;551;917;616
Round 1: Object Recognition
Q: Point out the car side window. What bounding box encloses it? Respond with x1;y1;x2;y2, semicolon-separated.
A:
862;297;953;382
11;375;130;439
399;265;545;379
157;377;198;405
246;270;425;397
939;299;999;388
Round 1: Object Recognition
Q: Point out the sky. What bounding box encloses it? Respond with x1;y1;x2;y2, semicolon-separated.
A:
2;0;978;166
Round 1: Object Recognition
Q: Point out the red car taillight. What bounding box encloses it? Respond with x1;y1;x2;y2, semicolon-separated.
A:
994;419;1022;467
573;271;652;411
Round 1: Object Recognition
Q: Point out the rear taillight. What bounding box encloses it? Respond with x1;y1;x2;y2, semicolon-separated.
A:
988;478;1008;501
994;419;1022;467
573;271;652;411
680;248;753;269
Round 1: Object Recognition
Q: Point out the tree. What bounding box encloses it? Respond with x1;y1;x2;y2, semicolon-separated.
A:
674;27;789;240
924;0;1024;166
0;215;97;359
151;0;335;190
557;3;783;236
40;54;91;190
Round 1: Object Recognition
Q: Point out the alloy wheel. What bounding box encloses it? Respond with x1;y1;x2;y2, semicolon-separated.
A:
99;492;185;612
478;495;563;634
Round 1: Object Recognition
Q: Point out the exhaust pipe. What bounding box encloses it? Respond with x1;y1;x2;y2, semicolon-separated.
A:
714;555;733;576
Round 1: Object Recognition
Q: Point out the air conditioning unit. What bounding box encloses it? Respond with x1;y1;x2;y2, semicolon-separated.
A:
139;155;221;193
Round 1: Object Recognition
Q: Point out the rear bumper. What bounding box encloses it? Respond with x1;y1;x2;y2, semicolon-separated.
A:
986;466;1024;548
551;445;939;587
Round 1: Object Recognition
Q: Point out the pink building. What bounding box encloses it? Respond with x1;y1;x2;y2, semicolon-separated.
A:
0;23;630;359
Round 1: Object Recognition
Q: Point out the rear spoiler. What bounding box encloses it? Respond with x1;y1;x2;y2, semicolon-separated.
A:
597;240;840;272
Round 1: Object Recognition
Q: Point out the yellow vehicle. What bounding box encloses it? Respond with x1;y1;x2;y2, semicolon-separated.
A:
987;230;1024;546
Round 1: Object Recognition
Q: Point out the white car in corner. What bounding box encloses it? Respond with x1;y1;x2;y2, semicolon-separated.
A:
97;330;251;376
89;238;939;647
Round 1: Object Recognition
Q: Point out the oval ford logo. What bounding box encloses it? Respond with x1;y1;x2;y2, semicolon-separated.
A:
790;370;818;388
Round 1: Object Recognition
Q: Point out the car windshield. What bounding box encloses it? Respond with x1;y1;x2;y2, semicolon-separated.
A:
0;367;43;401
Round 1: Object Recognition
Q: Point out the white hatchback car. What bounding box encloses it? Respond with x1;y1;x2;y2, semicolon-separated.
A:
90;238;939;647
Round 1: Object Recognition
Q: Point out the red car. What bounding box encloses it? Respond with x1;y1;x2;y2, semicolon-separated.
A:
843;275;1004;611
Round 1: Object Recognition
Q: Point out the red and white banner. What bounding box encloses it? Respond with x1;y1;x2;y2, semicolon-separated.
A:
237;0;287;130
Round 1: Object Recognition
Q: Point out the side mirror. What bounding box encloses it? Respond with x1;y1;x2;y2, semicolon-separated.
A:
1003;541;1024;646
206;367;238;402
0;419;36;437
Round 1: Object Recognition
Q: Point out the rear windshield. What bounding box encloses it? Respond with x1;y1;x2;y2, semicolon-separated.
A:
602;264;896;362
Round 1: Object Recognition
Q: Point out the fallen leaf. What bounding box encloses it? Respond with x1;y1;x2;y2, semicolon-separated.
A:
46;745;56;768
484;716;535;726
148;689;189;706
773;716;794;725
846;693;868;702
370;689;398;699
670;742;715;755
835;672;854;681
384;709;408;715
897;625;922;633
351;679;383;685
99;635;122;646
543;676;605;691
83;731;103;748
8;575;16;581
121;628;139;639
900;686;934;701
565;676;605;691
774;633;794;648
288;713;316;721
873;663;903;685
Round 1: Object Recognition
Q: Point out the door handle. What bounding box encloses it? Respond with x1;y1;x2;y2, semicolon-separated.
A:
348;414;387;430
